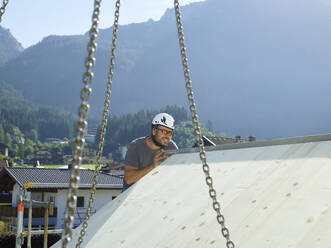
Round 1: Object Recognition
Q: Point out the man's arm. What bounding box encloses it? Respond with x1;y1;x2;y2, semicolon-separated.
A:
124;164;156;184
124;149;165;184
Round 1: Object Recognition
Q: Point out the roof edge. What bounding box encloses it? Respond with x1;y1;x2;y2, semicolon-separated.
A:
5;166;24;188
176;133;331;154
26;183;122;189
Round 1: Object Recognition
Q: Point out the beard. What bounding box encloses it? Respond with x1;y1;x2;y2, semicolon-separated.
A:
151;134;167;149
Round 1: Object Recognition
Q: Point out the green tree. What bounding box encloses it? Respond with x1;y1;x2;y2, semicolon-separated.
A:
206;120;213;132
62;140;74;155
27;129;38;143
161;105;189;123
24;145;34;157
12;144;19;157
23;139;35;158
49;144;62;157
12;126;25;144
0;154;14;167
4;133;12;149
0;124;4;144
18;144;25;159
173;121;215;148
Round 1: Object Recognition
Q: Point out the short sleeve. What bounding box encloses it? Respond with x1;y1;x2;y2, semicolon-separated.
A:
124;142;140;168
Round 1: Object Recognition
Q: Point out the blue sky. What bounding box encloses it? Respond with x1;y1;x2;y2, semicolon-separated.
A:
1;0;204;48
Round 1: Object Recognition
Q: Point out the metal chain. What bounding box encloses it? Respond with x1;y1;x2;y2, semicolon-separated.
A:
173;1;235;247
75;1;120;247
62;1;102;247
0;0;9;23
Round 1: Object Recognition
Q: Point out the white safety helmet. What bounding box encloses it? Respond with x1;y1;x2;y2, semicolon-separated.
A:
152;113;175;130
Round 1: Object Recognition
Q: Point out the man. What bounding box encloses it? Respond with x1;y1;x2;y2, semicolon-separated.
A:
122;113;178;192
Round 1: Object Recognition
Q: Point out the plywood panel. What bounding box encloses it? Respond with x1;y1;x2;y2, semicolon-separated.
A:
53;139;331;248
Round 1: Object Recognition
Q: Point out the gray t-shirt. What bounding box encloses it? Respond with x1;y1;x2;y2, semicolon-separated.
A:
122;136;178;191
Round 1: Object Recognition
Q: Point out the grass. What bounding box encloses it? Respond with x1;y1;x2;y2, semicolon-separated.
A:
0;221;10;233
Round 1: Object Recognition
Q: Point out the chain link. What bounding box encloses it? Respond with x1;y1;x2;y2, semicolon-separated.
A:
61;1;102;247
173;1;235;247
75;1;120;247
0;0;9;23
0;0;233;246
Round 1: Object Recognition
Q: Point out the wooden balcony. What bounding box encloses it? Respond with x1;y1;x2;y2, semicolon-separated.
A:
0;205;57;218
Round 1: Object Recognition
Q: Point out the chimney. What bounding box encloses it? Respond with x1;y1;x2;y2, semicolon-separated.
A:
249;136;256;142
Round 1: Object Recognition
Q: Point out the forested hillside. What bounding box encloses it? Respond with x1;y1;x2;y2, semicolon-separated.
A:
0;81;77;158
0;82;215;160
1;0;331;140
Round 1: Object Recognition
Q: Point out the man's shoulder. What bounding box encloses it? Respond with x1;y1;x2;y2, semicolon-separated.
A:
166;140;178;150
128;136;146;149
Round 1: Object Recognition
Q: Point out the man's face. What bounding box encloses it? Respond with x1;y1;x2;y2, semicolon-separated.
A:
152;126;174;147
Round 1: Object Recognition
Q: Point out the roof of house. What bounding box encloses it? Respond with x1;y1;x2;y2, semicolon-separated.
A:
203;135;242;145
2;167;123;189
53;133;331;248
193;135;248;147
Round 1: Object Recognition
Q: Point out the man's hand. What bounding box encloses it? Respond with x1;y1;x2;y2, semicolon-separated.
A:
152;149;166;168
124;150;168;185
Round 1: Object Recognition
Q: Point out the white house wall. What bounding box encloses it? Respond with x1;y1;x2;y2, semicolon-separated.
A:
11;183;120;229
11;184;31;206
53;138;331;248
12;184;20;206
56;189;120;229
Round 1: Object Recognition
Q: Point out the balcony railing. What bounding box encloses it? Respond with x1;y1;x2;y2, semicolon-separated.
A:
0;205;57;218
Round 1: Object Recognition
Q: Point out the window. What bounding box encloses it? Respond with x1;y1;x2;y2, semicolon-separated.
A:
48;196;55;203
77;196;84;208
31;193;41;201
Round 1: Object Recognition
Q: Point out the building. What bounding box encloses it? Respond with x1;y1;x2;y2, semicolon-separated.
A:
0;143;9;157
45;138;68;144
0;163;123;230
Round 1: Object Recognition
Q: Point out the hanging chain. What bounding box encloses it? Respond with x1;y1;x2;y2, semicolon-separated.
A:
62;1;102;247
75;1;120;247
173;1;235;247
0;0;9;23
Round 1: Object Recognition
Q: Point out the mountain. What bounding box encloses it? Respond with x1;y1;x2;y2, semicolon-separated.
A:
1;0;331;139
0;26;24;66
0;80;77;141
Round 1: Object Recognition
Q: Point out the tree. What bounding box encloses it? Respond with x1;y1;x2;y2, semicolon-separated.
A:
62;141;74;155
27;129;38;143
0;154;14;167
4;133;12;149
49;145;62;157
206;120;213;132
12;144;19;157
18;144;25;159
173;121;215;148
161;105;189;123
24;145;34;157
23;139;35;158
0;124;4;144
12;126;24;144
